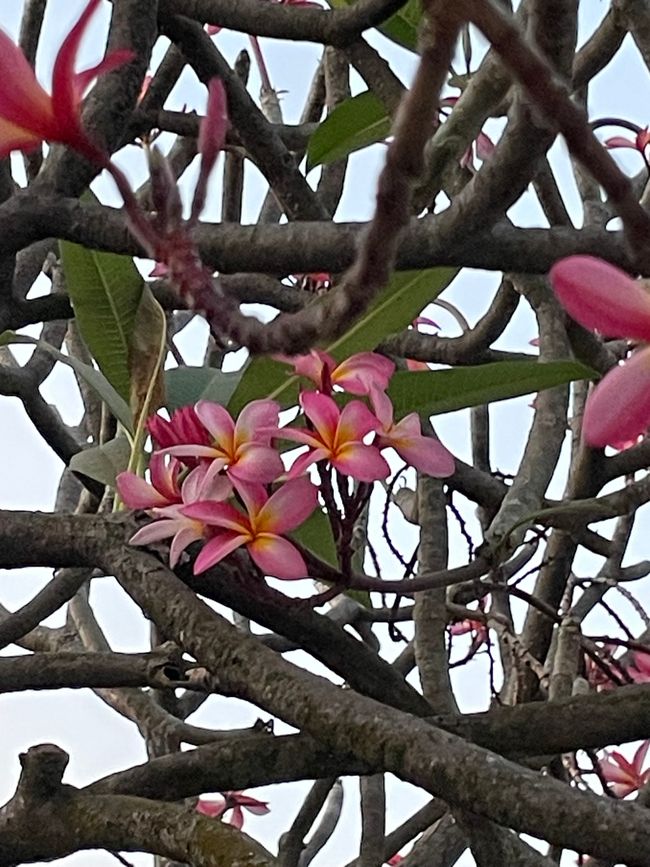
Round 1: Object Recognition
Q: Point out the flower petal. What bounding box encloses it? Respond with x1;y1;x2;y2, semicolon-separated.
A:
51;0;102;125
333;352;395;395
228;805;244;830
232;481;268;518
169;524;204;567
196;797;226;818
248;533;309;579
300;391;340;441
332;443;390;482
369;386;394;431
256;478;319;533
390;434;455;478
162;444;225;462
148;454;182;502
72;49;135;106
116;471;171;509
230;443;283;483
285;448;324;479
183;463;232;503
550;256;650;342
337;400;381;442
183;501;250;533
582;348;650;448
0;30;54;139
193;530;249;574
129;518;184;546
195;400;235;447
235;399;280;445
633;740;650;774
287;350;332;387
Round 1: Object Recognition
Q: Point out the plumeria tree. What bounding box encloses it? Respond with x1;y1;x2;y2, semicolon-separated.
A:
6;0;650;865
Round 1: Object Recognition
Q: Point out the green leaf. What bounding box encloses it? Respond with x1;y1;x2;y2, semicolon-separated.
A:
387;360;595;418
307;91;390;171
228;357;296;415
329;267;458;362
289;507;338;570
326;0;421;50
69;436;131;487
228;267;457;414
0;331;132;430
60;241;145;402
165;366;247;412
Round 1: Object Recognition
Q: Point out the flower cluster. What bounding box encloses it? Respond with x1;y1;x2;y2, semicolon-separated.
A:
550;255;650;449
599;741;650;798
0;0;133;165
0;0;229;317
196;791;270;829
117;350;454;580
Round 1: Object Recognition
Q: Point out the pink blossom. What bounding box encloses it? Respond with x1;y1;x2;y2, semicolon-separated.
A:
440;96;496;169
197;791;270;830
599;741;650;798
126;463;232;568
148;406;211;451
449;596;489;651
627;651;650;683
449;616;488;650
0;0;132;163
162;400;283;484
184;477;318;578
605;127;650;158
370;387;454;477
294;272;331;289
279;391;390;482
584;648;620;692
550;256;650;448
282;349;395;396
116;453;183;510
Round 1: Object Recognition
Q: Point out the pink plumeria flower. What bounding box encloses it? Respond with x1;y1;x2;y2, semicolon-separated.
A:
281;349;395;397
605;127;650;159
599;741;650;798
459;130;496;169
584;647;620;692
627;650;650;684
183;478;318;578
162;399;283;484
550;255;650;448
279;391;390;482
370;387;454;477
449;596;489;652
450;615;488;651
0;0;132;164
148;405;211;451
116;453;184;510
440;96;496;169
197;791;270;830
125;463;232;568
